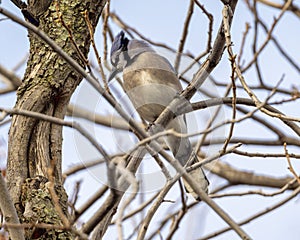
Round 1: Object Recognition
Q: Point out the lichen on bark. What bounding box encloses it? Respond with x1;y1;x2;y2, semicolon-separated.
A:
20;176;71;239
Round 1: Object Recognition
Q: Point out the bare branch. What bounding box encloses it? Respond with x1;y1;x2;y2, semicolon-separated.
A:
208;161;298;189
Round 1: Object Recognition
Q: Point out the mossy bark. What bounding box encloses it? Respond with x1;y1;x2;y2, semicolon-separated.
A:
7;0;107;238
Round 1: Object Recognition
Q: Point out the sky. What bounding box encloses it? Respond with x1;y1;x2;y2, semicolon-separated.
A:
1;0;300;239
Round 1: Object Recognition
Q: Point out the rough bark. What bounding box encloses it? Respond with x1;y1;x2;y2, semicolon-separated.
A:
6;0;107;238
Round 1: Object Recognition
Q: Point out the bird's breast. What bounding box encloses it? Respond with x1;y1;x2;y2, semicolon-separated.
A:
123;69;180;122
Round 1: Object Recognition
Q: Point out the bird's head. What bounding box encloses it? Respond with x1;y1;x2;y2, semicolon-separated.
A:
108;31;129;81
108;31;154;81
110;31;129;68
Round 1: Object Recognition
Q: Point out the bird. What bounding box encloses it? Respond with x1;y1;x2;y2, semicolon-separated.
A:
108;31;209;200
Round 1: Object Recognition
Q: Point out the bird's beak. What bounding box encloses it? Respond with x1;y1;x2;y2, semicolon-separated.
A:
108;67;122;82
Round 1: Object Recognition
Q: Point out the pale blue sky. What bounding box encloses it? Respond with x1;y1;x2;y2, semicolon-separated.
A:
1;0;300;239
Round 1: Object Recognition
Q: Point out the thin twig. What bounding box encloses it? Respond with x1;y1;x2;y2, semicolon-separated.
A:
74;185;108;221
102;0;110;62
46;169;70;228
284;143;300;184
245;0;300;73
188;143;242;172
0;64;22;88
114;157;139;240
242;0;294;72
257;0;300;18
194;0;213;54
237;22;250;66
84;10;110;94
174;0;194;71
233;149;300;159
211;179;297;198
222;7;237;152
136;174;182;240
251;0;265;85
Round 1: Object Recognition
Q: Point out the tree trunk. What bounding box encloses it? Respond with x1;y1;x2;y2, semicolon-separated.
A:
6;0;107;238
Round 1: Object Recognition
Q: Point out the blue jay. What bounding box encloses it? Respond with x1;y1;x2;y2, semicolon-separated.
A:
108;31;209;200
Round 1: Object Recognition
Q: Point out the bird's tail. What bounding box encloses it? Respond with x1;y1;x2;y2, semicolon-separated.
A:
165;116;209;200
182;156;209;200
